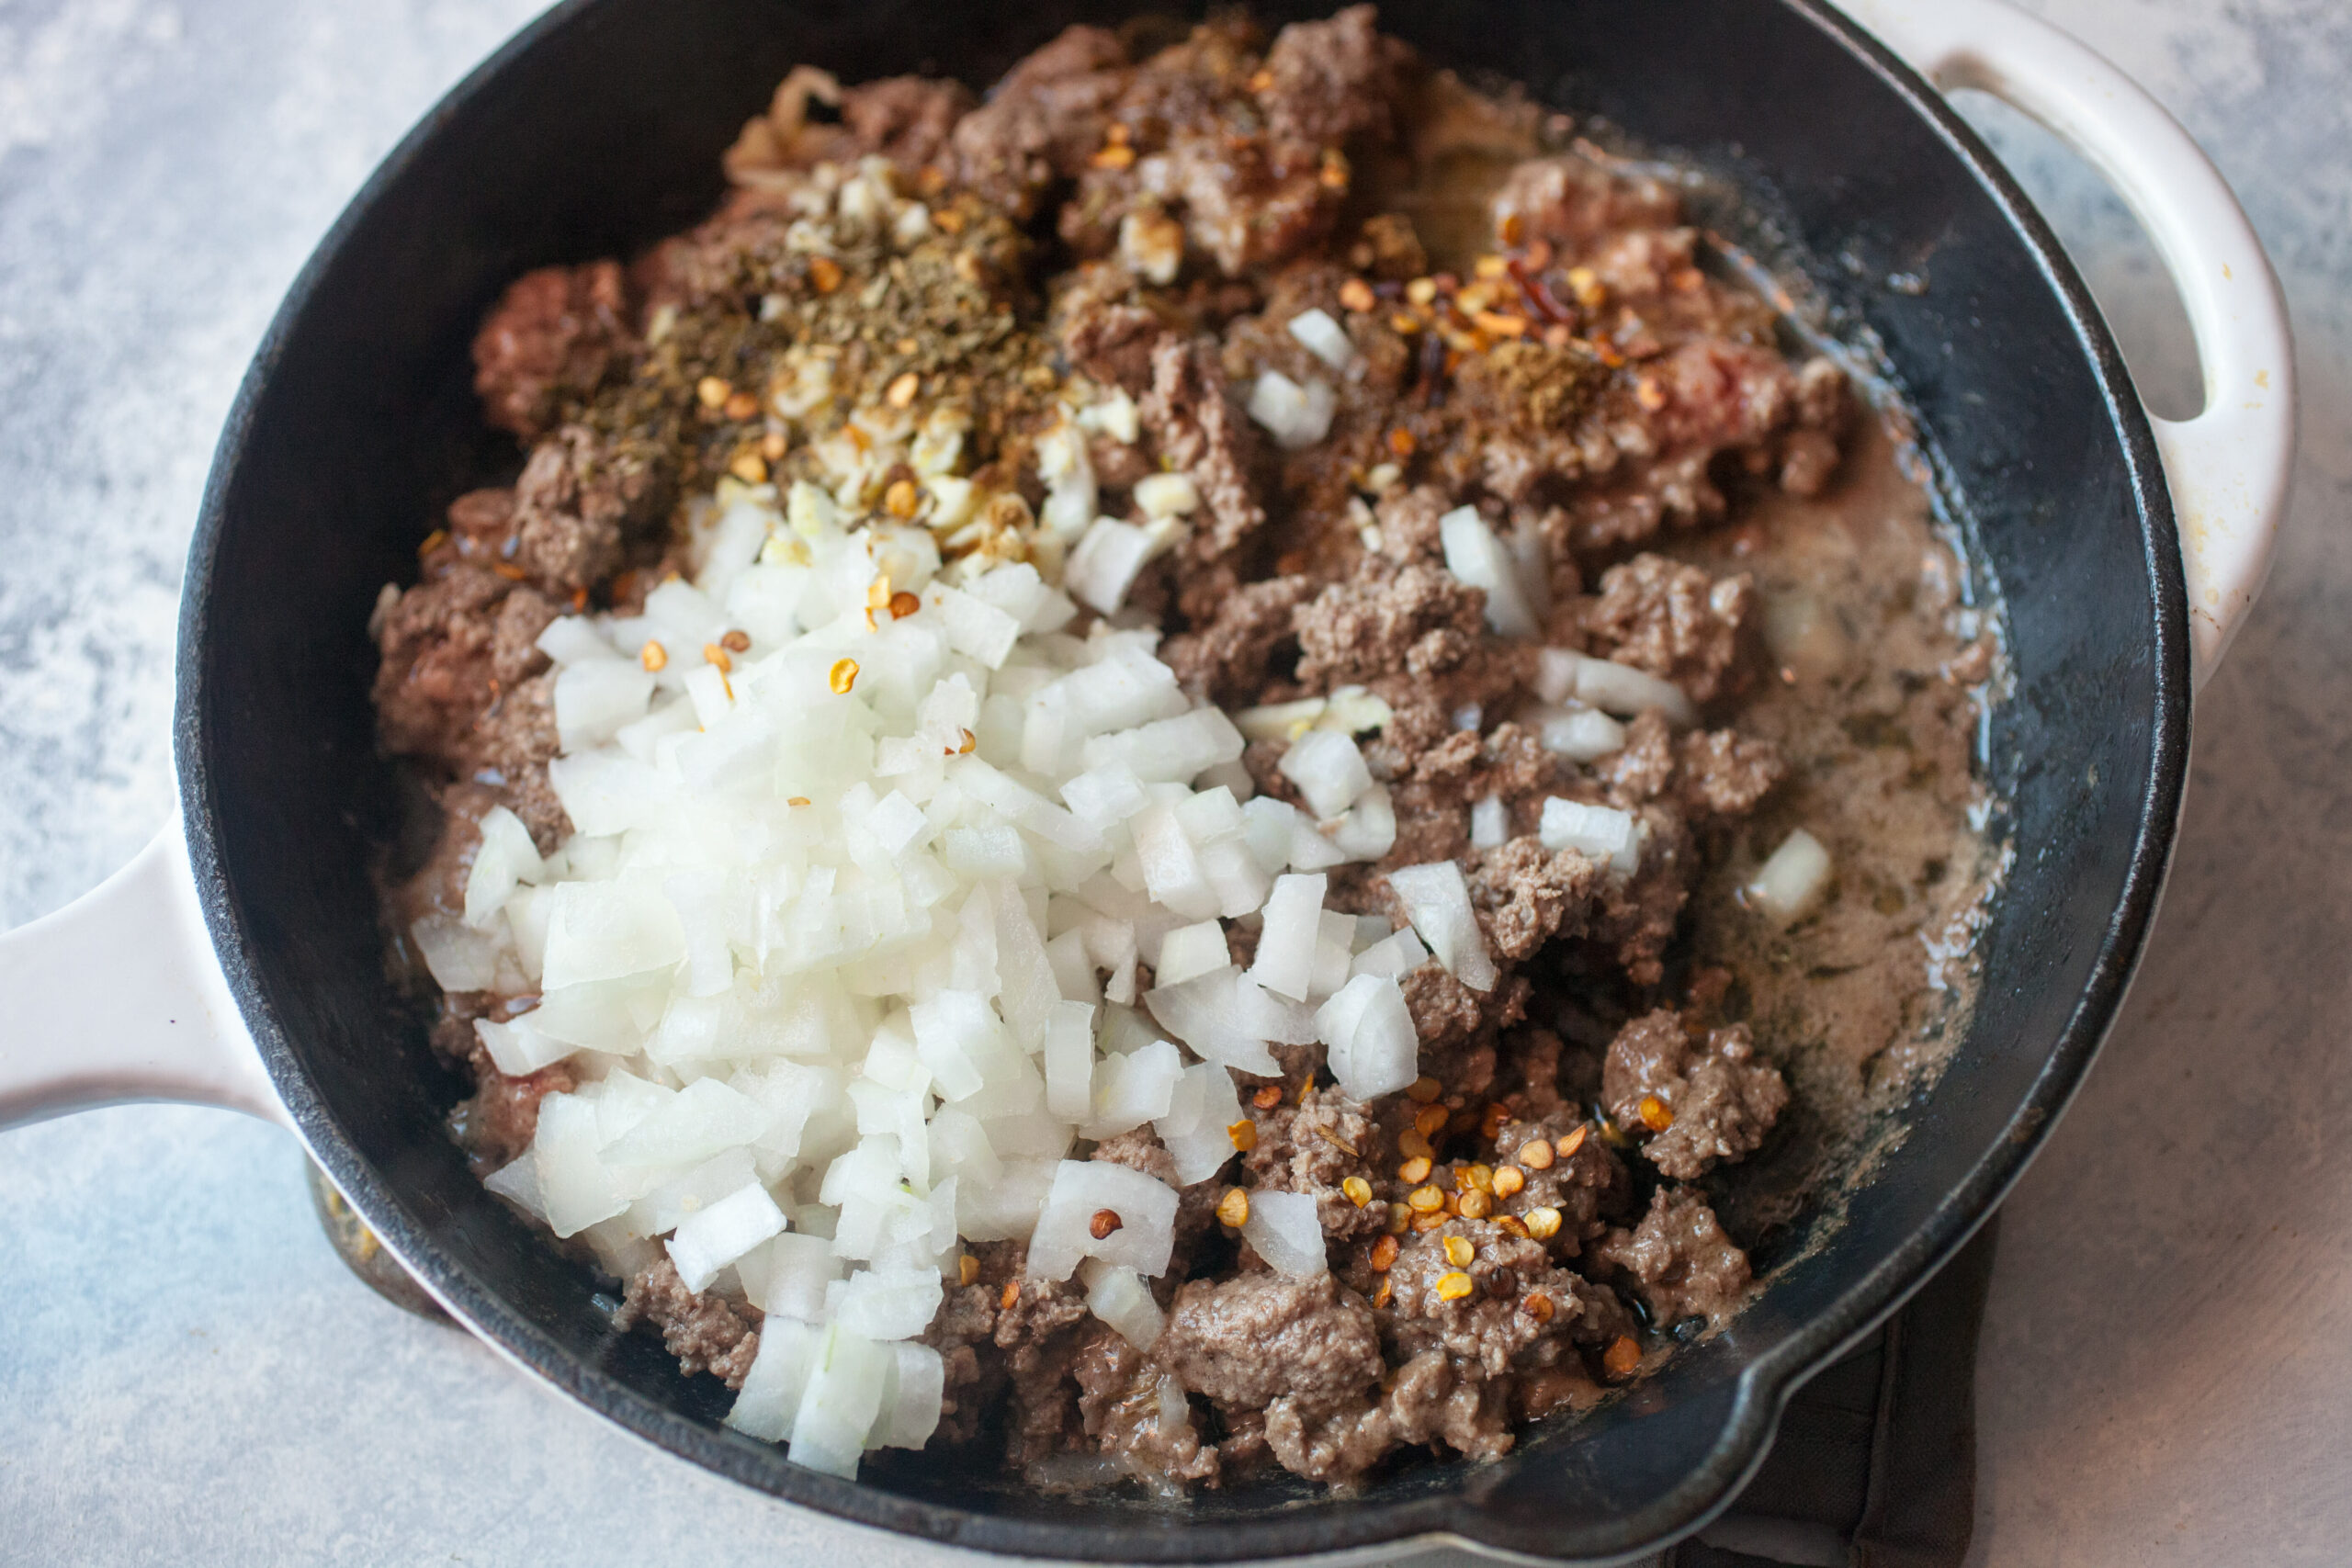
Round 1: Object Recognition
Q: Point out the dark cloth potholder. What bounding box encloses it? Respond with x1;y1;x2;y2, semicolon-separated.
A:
1659;1216;1999;1568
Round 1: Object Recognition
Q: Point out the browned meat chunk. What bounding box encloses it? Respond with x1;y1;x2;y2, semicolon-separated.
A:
1602;1009;1788;1179
507;423;667;594
615;1258;761;1388
1594;1186;1754;1327
1241;1088;1391;1243
951;26;1129;216
1491;155;1681;248
1295;560;1487;689
370;564;558;763
841;74;977;169
1583;554;1754;704
1256;6;1413;146
1466;837;1603;962
1158;1270;1383;1418
1070;1325;1220;1484
1159;574;1313;704
1140;333;1266;573
471;261;634;441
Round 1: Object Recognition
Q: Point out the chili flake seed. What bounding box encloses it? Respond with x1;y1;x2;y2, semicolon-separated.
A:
886;370;922;408
1499;211;1527;246
933;207;966;234
1342;1176;1374;1208
1473;310;1528;339
723;389;761;423
1458;1190;1492;1220
1398;1156;1433;1185
1406;1076;1442;1102
695;376;732;410
1389;310;1422;335
828;657;860;694
1297;1077;1314;1104
702;643;733;673
1521;1291;1554;1323
720;629;752;653
787;795;811;807
1442;1235;1475;1268
1413;1212;1447;1233
1557;1124;1589;1159
1463;1163;1496;1194
640;640;669;672
1493;1166;1526;1198
1414;1105;1449;1141
1638;1094;1677;1132
1216;1188;1250;1228
808;255;843;294
1520;1138;1555;1170
956;727;977;755
1252;1085;1284;1110
729;452;768;485
888;592;921;623
958;1255;979;1287
1374;1277;1395;1308
1227;1119;1258;1152
1398;1129;1435;1162
1525;1206;1564;1240
1481;1101;1511;1134
1405;276;1438;307
1000;1280;1021;1310
1371;1234;1399;1271
492;561;527;581
1385;1202;1411;1235
885;479;921;518
1441;1190;1462;1216
1089;1209;1124;1241
571;587;590;613
760;430;789;462
416;528;448;557
1635;376;1668;412
1435;1270;1475;1303
1565;266;1605;309
1091;141;1136;170
1603;1335;1643;1380
1385;427;1418;459
1407;1185;1444;1213
1495;1214;1530;1239
1339;277;1376;313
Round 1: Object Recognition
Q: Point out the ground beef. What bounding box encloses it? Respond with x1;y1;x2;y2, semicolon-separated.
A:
1293;560;1487;690
1593;1186;1754;1327
449;1049;576;1171
505;422;667;593
471;261;634;441
1159;574;1313;704
1141;333;1267;576
840;75;977;170
1255;5;1413;146
949;25;1129;217
614;1258;761;1388
1581;553;1754;704
1465;837;1603;962
1241;1088;1392;1244
1070;1325;1221;1485
1602;1010;1788;1179
372;565;551;754
1156;1270;1384;1422
1490;154;1682;249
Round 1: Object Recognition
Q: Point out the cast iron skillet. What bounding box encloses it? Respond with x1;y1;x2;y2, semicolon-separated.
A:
177;0;2190;1559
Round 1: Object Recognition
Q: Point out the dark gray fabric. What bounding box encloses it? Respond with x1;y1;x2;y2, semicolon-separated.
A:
1668;1217;1998;1568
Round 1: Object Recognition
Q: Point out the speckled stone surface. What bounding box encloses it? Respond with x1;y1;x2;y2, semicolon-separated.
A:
1;2;2345;1563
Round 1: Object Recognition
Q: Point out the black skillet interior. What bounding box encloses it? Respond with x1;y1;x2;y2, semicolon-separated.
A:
177;0;2187;1560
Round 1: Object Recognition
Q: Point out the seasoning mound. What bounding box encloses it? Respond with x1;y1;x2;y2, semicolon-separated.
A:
372;6;1995;1492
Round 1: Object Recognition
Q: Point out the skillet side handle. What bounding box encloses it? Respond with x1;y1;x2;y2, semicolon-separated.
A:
0;819;288;1132
1846;0;2298;687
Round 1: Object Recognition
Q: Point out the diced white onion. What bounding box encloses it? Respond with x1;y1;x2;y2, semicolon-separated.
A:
1286;308;1359;372
1239;1189;1327;1277
1279;729;1373;820
1247;369;1336;450
1535;648;1697;727
1083;1259;1168;1348
1747;828;1832;921
1026;1159;1181;1281
1064;519;1155;614
1385;862;1497;992
1316;973;1419;1101
1539;797;1643;876
1438;506;1541;639
1469;795;1509;850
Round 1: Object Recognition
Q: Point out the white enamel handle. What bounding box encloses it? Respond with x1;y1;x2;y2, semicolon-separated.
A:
1847;0;2297;686
0;819;287;1131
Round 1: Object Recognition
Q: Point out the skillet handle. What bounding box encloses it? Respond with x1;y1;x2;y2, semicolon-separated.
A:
1846;0;2297;688
0;819;288;1131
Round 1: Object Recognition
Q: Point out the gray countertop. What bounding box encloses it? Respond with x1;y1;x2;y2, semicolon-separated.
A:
3;1;2346;1563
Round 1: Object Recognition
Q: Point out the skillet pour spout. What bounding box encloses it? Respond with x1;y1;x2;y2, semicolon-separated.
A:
0;0;2291;1560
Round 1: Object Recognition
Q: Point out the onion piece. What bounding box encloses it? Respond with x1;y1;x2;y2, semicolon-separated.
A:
1286;308;1360;372
1279;729;1373;820
1316;973;1419;1102
1082;1258;1168;1348
1247;369;1336;450
1384;862;1497;991
1027;1159;1181;1280
1250;873;1327;1002
1438;506;1541;638
666;1182;787;1292
1538;797;1643;876
1240;1189;1327;1277
1747;828;1832;921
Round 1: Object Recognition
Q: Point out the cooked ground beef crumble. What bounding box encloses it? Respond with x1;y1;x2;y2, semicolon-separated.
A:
373;6;1998;1491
